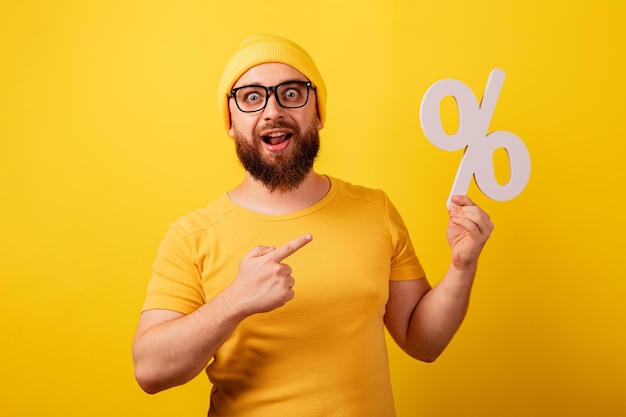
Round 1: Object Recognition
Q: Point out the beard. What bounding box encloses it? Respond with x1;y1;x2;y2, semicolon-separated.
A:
233;119;320;193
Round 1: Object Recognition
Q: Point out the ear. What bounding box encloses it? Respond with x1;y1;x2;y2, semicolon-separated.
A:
227;110;235;138
317;117;324;130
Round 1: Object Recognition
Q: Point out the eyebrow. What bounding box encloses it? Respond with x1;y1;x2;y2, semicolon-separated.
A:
233;79;310;89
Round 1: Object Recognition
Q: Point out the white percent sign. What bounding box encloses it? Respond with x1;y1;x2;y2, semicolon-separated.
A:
419;68;530;206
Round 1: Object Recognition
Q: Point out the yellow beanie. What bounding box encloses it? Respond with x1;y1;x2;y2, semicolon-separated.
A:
217;34;327;133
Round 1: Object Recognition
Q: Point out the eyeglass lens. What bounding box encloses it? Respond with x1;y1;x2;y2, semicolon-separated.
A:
233;82;310;112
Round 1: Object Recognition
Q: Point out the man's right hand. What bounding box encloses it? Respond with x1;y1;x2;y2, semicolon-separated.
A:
227;233;313;315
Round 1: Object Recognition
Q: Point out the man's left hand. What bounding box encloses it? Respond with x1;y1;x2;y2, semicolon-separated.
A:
446;195;494;271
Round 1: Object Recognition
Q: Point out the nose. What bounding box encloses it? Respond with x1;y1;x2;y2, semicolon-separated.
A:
262;91;285;120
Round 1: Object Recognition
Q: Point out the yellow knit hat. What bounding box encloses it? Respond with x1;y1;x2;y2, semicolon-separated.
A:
217;34;327;133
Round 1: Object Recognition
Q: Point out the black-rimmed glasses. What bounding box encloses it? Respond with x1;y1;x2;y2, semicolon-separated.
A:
229;81;315;113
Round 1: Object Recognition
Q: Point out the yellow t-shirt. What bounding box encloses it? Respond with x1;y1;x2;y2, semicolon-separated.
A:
142;176;426;417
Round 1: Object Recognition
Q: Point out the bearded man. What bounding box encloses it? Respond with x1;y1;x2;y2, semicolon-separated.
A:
133;34;493;417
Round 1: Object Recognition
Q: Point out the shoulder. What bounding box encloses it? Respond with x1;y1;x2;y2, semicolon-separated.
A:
168;193;234;237
328;176;409;229
330;176;389;206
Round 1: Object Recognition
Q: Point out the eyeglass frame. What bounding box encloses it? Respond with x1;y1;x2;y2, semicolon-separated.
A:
228;80;316;113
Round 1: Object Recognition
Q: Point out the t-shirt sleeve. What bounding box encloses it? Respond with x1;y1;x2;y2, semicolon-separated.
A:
141;222;206;314
384;193;426;281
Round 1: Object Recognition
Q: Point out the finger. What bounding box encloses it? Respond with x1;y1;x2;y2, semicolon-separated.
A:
449;199;490;224
246;244;276;258
270;234;313;262
450;212;493;237
450;194;475;207
449;204;483;220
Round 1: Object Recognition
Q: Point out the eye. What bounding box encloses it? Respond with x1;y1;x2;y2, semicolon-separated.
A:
279;83;306;102
235;86;266;104
243;91;262;103
284;88;300;99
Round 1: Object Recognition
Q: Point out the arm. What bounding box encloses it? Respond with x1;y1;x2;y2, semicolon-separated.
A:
132;290;246;394
384;195;493;362
132;234;312;394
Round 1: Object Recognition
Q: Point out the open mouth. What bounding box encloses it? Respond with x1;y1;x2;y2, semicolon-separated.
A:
262;131;292;146
260;130;293;152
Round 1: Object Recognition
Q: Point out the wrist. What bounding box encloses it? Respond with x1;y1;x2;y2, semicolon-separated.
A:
210;285;251;323
448;261;478;285
451;260;478;272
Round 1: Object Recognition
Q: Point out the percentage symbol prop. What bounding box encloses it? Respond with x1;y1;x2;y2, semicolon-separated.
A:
419;69;531;206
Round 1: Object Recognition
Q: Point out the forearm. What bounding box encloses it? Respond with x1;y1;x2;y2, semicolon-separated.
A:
390;195;492;362
132;289;246;394
406;263;476;361
133;234;312;393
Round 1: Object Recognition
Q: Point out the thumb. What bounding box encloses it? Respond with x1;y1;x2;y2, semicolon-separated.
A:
245;244;276;259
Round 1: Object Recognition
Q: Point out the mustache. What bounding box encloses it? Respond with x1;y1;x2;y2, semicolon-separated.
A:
255;120;298;135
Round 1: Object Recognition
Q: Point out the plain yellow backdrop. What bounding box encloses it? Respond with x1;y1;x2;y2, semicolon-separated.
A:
1;1;624;416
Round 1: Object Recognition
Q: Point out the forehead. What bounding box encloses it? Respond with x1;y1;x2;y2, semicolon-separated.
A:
232;63;309;88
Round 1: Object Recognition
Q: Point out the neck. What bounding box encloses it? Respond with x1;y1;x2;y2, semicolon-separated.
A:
228;171;330;215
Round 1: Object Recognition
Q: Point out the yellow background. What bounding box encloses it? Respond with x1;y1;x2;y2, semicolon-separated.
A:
1;1;624;416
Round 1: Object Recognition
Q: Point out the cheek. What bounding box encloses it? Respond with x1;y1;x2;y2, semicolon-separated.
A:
228;102;255;135
230;114;257;138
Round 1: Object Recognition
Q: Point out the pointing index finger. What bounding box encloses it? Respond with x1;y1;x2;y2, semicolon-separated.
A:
271;234;313;262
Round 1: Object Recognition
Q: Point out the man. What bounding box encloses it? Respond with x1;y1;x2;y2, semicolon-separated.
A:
133;34;493;416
